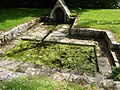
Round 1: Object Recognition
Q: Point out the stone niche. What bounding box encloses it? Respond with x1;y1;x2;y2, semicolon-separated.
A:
50;0;71;23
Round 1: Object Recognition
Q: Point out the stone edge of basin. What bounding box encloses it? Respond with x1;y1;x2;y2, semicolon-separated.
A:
70;17;120;50
0;18;39;45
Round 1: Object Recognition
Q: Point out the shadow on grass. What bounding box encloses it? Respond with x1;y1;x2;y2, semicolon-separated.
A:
71;8;89;15
73;8;120;28
0;8;51;23
78;20;120;28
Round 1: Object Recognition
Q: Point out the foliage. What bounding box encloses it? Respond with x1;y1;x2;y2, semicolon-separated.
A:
0;76;88;90
75;9;120;42
112;67;120;81
0;8;50;31
69;0;119;8
0;0;119;9
4;41;96;74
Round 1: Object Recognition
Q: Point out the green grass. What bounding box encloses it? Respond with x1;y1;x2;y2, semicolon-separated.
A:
0;76;99;90
73;8;120;42
0;8;50;31
4;41;96;74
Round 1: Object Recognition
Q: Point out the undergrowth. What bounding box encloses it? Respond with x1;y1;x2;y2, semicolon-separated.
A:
112;67;120;81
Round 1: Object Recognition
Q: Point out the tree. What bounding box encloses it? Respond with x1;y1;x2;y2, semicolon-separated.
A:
0;0;119;9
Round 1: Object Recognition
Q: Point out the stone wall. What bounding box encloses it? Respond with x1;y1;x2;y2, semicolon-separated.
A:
0;19;39;45
71;28;120;49
70;18;120;49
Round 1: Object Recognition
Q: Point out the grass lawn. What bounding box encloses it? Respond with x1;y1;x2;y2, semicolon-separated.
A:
4;41;96;74
0;8;50;31
0;76;99;90
73;9;120;42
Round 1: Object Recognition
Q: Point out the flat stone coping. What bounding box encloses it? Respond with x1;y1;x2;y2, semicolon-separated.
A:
44;24;95;46
20;30;48;41
0;19;39;45
45;38;95;46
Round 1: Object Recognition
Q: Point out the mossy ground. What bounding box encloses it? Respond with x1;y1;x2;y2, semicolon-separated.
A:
4;41;96;74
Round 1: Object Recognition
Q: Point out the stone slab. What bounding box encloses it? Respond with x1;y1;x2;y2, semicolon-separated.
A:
0;67;26;81
0;68;12;81
45;24;95;46
0;60;15;67
45;24;70;41
4;61;21;70
97;57;111;75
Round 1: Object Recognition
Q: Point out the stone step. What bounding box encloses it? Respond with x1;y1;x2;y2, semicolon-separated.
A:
0;67;26;81
21;30;49;41
96;42;112;75
21;36;43;41
97;57;111;74
44;24;70;41
111;51;120;67
44;24;95;46
4;61;21;71
0;60;15;67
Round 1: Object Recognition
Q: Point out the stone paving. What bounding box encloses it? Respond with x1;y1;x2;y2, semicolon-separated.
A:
0;22;119;89
45;24;95;46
